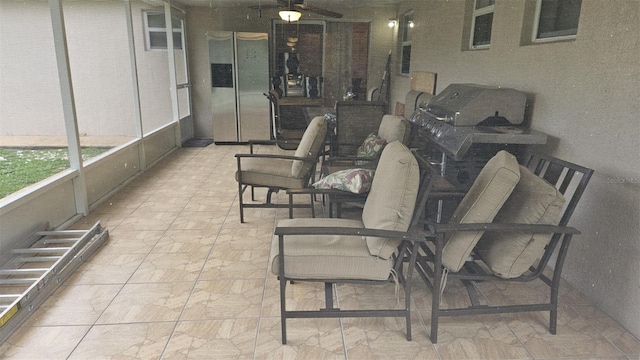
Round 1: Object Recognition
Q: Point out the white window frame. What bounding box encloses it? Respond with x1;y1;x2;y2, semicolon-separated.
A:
143;11;184;51
532;0;581;43
470;0;494;50
400;11;414;75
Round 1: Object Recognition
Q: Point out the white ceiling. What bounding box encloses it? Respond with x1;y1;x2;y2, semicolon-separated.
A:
172;0;403;8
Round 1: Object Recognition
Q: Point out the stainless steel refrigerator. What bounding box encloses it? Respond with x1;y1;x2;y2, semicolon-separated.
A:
209;32;270;143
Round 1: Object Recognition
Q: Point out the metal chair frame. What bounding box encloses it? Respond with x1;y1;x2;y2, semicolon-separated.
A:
414;152;594;343
275;151;437;344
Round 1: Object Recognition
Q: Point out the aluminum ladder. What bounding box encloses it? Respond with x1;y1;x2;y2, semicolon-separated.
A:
0;221;108;344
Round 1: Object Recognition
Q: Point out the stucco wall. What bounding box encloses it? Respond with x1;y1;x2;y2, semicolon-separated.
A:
391;0;640;337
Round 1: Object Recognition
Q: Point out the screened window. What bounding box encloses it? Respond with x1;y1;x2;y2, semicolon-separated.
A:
534;0;582;41
144;11;183;50
470;0;494;49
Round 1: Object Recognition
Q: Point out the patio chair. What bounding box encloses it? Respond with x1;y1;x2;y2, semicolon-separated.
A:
271;141;436;344
319;114;411;216
264;89;306;150
235;115;327;223
414;151;593;343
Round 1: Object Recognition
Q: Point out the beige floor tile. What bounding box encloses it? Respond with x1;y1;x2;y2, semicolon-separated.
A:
68;211;127;231
22;284;122;326
571;305;640;356
129;252;208;283
99;229;164;254
183;195;236;212
199;244;270;280
65;251;147;285
68;322;174;359
216;222;275;240
92;194;147;214
163;319;259;359
0;325;90;360
151;229;216;253
136;195;191;213
342;314;439;360
97;282;194;324
504;306;624;358
181;279;264;319
254;317;345;359
169;211;227;231
337;282;407;311
427;314;532;360
411;277;486;311
261;277;329;317
116;211;180;231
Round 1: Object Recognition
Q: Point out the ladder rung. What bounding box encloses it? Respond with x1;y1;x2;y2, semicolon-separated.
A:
0;269;48;276
0;278;39;285
37;230;85;236
13;248;70;254
43;238;80;244
20;256;62;263
0;295;21;299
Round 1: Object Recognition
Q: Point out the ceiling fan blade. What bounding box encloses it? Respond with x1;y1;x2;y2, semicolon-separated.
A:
248;4;281;10
295;4;343;18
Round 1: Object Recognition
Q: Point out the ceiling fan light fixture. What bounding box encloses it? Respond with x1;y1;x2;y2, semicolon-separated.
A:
279;10;302;22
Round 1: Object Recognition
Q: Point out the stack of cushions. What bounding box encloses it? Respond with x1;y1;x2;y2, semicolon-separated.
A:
441;150;521;272
270;141;420;281
475;165;566;278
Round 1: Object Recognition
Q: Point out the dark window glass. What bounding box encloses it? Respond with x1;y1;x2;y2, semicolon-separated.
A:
401;44;411;74
537;0;582;39
473;13;493;46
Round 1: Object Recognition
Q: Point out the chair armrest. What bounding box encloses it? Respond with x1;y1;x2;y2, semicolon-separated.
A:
286;188;365;198
424;222;581;235
247;139;301;153
274;226;427;243
325;156;376;163
235;153;317;163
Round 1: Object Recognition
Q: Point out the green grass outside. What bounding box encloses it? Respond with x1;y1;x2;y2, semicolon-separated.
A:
0;147;110;199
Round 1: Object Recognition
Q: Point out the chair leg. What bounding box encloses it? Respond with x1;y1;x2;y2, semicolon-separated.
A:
278;235;288;344
266;189;276;204
430;234;445;344
280;275;288;344
310;194;316;218
322;282;336;310
238;183;245;223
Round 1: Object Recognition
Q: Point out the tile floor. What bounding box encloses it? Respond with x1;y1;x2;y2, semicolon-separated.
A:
1;144;638;359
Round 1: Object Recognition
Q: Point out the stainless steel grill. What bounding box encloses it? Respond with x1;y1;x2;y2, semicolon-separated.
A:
409;83;548;188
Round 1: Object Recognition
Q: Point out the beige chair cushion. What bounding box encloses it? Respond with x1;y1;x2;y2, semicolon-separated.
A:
292;116;327;178
441;150;520;272
362;141;420;259
475;165;566;278
377;115;409;144
270;218;393;281
236;158;308;189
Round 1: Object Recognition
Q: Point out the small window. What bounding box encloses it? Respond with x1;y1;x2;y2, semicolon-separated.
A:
470;0;494;49
534;0;582;41
400;11;414;75
144;11;183;50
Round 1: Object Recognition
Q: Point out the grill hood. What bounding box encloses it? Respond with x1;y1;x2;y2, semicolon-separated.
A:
426;84;527;126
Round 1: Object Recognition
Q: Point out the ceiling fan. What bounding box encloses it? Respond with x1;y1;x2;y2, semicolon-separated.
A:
249;0;343;19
